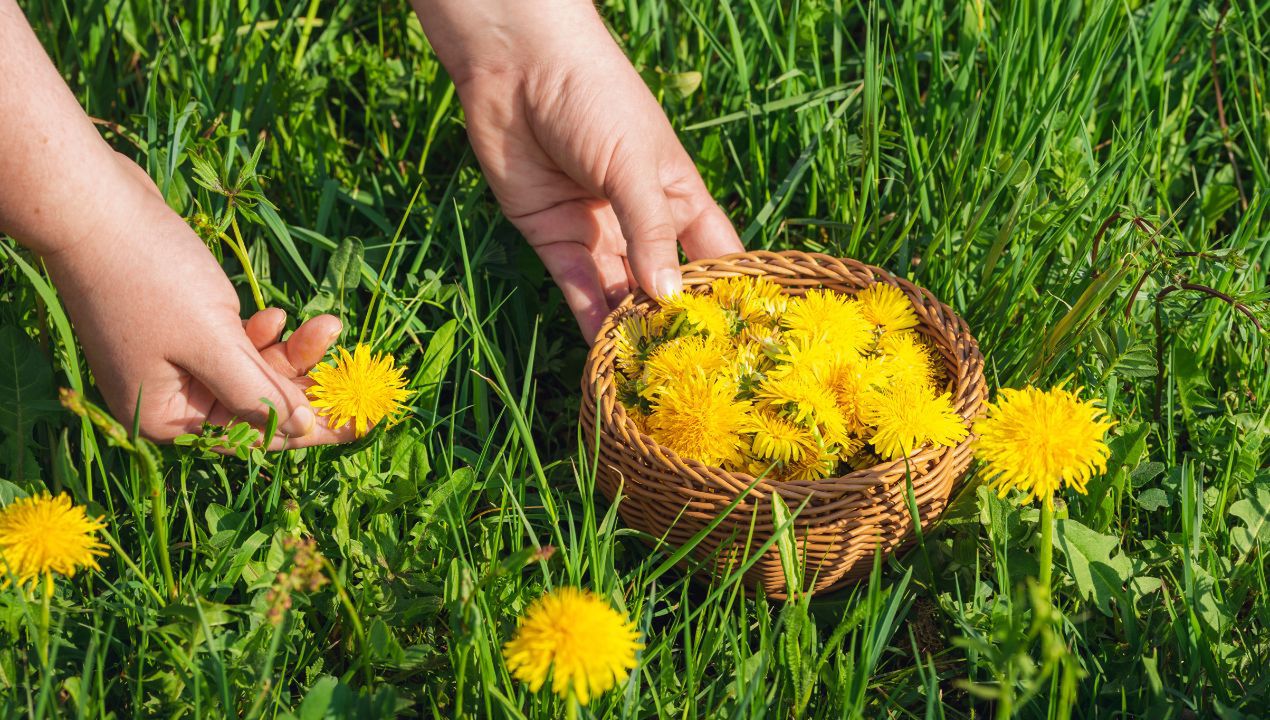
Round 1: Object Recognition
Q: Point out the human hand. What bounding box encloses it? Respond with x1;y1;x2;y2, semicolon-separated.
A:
414;0;743;341
39;158;356;449
1;4;354;449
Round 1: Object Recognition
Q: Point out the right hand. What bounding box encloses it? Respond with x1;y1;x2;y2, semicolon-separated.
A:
40;155;356;448
414;0;743;342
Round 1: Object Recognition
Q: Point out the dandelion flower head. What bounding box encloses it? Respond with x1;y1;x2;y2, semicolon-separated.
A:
875;331;942;391
974;385;1114;508
307;344;411;437
748;409;817;463
642;334;734;396
782;289;874;351
862;383;968;460
857;283;919;333
503;587;642;705
0;494;107;589
659;292;732;338
647;372;751;467
711;275;787;323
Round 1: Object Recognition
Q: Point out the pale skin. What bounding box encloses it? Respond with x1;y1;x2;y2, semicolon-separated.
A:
0;0;742;447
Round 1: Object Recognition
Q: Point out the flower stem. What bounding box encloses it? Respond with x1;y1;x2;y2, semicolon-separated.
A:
223;216;266;312
141;443;178;599
1039;501;1055;608
37;573;53;667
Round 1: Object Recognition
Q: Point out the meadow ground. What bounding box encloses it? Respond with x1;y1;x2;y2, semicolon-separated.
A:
2;0;1268;717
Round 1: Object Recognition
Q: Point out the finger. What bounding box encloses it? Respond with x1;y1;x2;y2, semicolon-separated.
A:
671;191;744;261
182;341;316;437
595;250;631;309
244;308;287;350
260;314;342;377
206;401;360;450
535;241;611;343
265;415;360;449
603;151;682;300
594;210;632;307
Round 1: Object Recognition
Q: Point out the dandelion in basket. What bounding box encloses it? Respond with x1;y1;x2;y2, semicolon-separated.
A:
0;493;107;589
973;384;1114;509
307;344;412;437
612;275;965;481
503;587;642;706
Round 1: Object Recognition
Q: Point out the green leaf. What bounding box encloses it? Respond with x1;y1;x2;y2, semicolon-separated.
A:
1130;462;1166;487
299;676;339;720
1084;422;1148;530
416;319;458;408
1201;184;1240;226
1092;326;1155;379
0;479;30;505
0;326;62;481
1229;476;1270;557
255;200;318;286
771;493;801;596
326;237;363;293
777;601;816;705
1173;347;1215;423
301;236;365;319
660;70;703;99
1054;518;1134;616
1135;488;1170;511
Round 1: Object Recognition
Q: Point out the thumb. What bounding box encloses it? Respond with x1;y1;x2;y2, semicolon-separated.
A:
605;152;682;300
185;342;316;437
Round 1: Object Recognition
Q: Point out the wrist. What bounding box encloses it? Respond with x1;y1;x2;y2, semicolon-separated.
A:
39;175;185;300
411;0;608;87
29;153;170;262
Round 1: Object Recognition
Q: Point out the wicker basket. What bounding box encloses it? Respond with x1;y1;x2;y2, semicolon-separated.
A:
580;251;986;598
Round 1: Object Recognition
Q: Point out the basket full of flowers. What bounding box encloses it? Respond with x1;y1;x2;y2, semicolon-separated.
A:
580;250;987;597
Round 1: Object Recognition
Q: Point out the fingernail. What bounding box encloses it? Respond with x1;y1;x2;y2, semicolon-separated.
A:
287;405;316;436
653;268;683;299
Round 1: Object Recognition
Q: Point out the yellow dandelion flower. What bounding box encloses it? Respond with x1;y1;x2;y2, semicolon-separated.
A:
862;384;968;460
710;275;787;322
733;341;773;389
307;344;412;437
748;410;818;463
783;443;844;482
875;331;941;392
756;370;851;447
818;354;891;432
642;335;734;397
768;336;852;382
973;385;1114;509
503;587;642;705
738;324;783;351
648;373;751;467
856;283;919;333
0;494;107;589
782;289;874;352
614;312;664;377
658;292;732;338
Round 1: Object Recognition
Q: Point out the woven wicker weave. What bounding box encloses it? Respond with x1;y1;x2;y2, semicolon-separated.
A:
580;250;986;598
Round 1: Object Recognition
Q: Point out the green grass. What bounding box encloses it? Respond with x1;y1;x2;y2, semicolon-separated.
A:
2;0;1269;716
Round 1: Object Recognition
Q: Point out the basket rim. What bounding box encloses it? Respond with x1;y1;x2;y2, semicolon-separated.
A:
582;250;986;497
